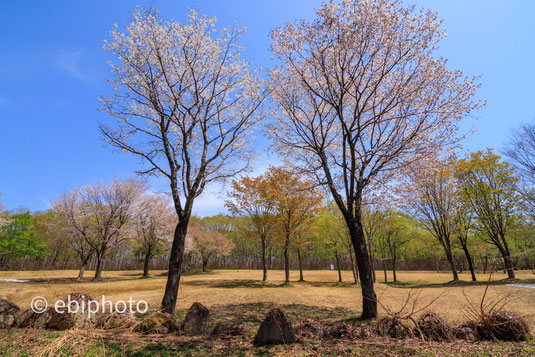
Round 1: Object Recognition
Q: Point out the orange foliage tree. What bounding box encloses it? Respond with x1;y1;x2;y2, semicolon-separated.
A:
264;167;324;284
226;175;277;281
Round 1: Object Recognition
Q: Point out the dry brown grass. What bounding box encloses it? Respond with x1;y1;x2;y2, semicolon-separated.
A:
0;269;534;326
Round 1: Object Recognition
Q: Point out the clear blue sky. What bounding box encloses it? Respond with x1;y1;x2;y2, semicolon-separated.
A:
1;0;534;214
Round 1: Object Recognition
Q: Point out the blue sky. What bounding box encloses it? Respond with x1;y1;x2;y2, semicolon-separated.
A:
1;0;534;215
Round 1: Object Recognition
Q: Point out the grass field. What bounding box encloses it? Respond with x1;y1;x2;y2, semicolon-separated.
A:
1;269;534;356
1;269;535;323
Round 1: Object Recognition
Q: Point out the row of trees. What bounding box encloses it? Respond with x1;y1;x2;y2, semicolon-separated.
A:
0;179;234;278
3;150;534;283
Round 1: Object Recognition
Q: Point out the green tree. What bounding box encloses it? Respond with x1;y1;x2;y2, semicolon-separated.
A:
0;212;47;267
455;150;519;278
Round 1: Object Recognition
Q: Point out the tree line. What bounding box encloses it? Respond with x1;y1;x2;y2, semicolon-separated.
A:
2;146;535;283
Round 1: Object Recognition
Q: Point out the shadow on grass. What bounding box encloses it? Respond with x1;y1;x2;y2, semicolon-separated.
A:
388;277;535;289
182;279;360;289
174;302;356;325
182;279;285;289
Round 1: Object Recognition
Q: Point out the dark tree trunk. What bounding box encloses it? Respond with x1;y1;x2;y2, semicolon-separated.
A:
335;251;342;282
348;216;377;319
283;237;290;284
392;255;397;282
202;257;209;272
261;236;268;281
297;250;304;281
444;246;458;281
143;248;152;278
383;260;388;283
497;238;515;279
94;252;106;279
461;244;476;281
161;219;189;314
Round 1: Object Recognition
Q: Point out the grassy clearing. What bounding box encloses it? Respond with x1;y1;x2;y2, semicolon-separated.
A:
1;269;534;355
1;269;534;324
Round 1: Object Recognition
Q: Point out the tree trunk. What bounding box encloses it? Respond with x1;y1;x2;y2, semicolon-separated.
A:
283;237;290;284
202;257;209;272
143;248;151;278
444;246;459;281
383;260;388;283
335;251;342;282
161;219;189;314
348;216;377;319
349;254;357;284
78;264;86;280
261;236;268;281
94;252;106;279
368;240;376;283
461;244;476;281
496;238;515;279
392;255;397;282
297;250;304;281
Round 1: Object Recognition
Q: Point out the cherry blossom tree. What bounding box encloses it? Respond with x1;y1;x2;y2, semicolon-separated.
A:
406;155;460;281
132;194;175;277
268;0;481;318
188;226;234;272
54;190;96;279
100;9;266;313
55;178;145;279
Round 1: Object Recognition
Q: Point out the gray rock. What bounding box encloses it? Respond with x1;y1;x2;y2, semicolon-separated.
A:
376;317;411;339
0;299;20;328
134;312;179;334
181;302;210;335
253;308;297;346
18;308;52;329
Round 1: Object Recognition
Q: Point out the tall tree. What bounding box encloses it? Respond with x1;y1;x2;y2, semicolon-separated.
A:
100;9;266;313
266;167;323;284
455;150;519;278
268;0;480;318
226;175;276;281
